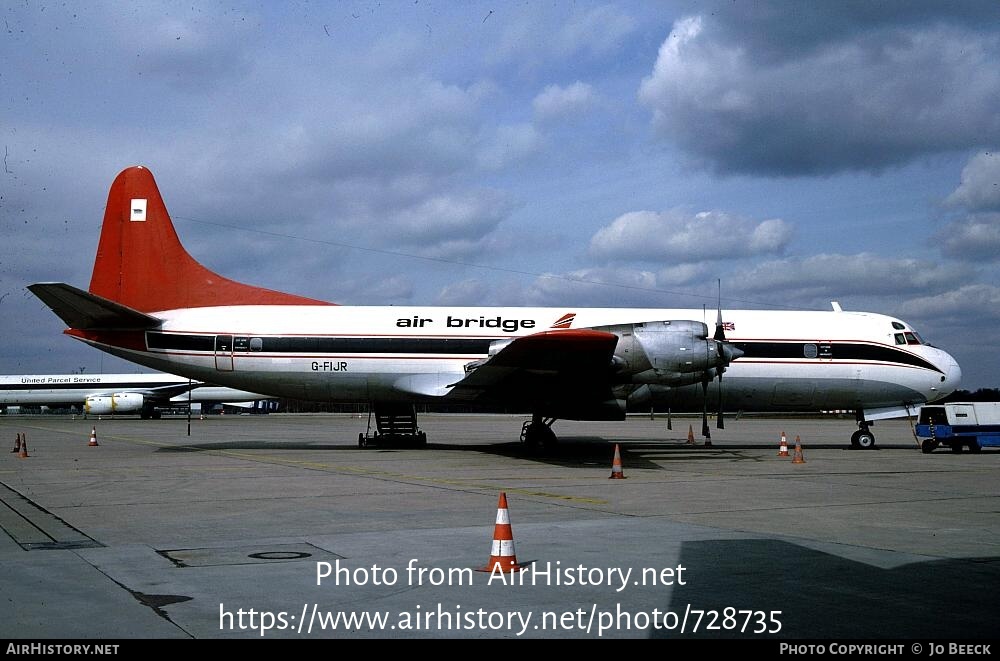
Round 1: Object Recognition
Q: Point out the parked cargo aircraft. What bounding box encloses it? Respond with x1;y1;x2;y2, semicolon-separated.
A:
29;166;961;447
0;371;271;418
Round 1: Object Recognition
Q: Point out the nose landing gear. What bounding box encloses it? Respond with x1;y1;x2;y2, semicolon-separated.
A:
851;411;877;450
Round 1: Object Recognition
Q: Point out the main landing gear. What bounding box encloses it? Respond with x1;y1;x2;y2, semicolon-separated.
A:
520;413;557;449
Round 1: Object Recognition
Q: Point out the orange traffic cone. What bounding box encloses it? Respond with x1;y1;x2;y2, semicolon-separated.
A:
10;433;21;454
88;426;99;447
791;436;806;464
778;431;789;457
687;424;695;445
609;444;627;479
18;433;29;458
479;492;521;573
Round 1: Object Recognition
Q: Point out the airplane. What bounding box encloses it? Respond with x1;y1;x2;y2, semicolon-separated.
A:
28;166;962;448
0;371;273;419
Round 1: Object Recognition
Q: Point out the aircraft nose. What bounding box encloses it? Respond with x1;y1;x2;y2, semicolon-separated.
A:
928;349;962;401
944;354;962;393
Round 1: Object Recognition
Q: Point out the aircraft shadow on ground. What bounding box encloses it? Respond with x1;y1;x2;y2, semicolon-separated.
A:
654;538;999;639
151;436;863;471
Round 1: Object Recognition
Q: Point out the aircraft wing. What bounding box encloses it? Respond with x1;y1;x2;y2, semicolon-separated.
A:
132;381;208;401
75;381;205;402
442;329;623;419
27;283;160;330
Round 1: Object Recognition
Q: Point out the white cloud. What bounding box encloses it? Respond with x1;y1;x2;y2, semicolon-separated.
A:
555;4;637;58
501;266;723;309
945;151;1000;211
638;15;1000;175
477;123;542;170
533;82;596;121
517;267;660;307
335;274;415;305
388;190;510;243
656;263;713;286
435;279;491;306
589;209;792;263
936;213;1000;261
734;254;972;299
895;284;1000;323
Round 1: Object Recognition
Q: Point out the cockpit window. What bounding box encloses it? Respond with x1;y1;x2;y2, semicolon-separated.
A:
895;323;934;347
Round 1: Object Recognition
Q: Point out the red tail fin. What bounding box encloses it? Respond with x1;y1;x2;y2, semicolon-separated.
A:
88;166;332;312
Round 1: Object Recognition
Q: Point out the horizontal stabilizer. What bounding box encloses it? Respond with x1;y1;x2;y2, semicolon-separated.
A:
28;283;161;330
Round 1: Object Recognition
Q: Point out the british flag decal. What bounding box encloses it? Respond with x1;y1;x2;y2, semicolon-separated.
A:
551;313;576;329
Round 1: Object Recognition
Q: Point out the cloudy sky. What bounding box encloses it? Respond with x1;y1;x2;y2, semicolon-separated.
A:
2;1;999;391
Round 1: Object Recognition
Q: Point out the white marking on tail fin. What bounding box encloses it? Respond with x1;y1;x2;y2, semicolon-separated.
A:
130;199;147;222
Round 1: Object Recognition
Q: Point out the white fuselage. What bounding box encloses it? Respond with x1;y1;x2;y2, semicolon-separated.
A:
0;373;266;407
71;305;962;415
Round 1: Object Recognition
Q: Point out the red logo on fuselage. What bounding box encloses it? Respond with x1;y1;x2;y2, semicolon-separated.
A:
551;313;576;329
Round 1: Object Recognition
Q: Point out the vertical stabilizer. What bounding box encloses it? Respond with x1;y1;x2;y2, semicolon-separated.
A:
88;166;331;312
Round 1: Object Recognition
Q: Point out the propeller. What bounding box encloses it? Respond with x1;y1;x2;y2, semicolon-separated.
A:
715;298;727;429
700;304;712;439
700;375;711;438
712;280;743;429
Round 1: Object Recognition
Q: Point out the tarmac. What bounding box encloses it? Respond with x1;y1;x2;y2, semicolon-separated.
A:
1;412;997;640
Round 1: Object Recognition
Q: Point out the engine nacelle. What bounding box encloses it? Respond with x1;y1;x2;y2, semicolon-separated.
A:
84;393;145;415
602;320;742;386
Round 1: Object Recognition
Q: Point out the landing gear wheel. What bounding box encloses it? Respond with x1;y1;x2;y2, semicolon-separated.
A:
521;421;556;449
358;433;367;448
851;429;876;450
968;440;982;453
950;442;963;453
921;439;938;454
417;431;427;448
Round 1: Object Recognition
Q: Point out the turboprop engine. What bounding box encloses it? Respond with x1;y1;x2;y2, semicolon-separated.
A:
84;392;145;415
604;320;743;386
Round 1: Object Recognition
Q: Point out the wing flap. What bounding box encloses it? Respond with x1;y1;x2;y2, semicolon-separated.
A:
446;329;621;417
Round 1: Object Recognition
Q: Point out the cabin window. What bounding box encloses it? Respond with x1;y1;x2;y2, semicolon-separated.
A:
894;333;906;345
250;337;263;352
803;343;818;359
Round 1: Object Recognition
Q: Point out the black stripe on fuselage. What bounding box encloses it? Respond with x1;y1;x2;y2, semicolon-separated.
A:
146;333;215;352
733;342;941;373
145;332;942;372
147;332;493;355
